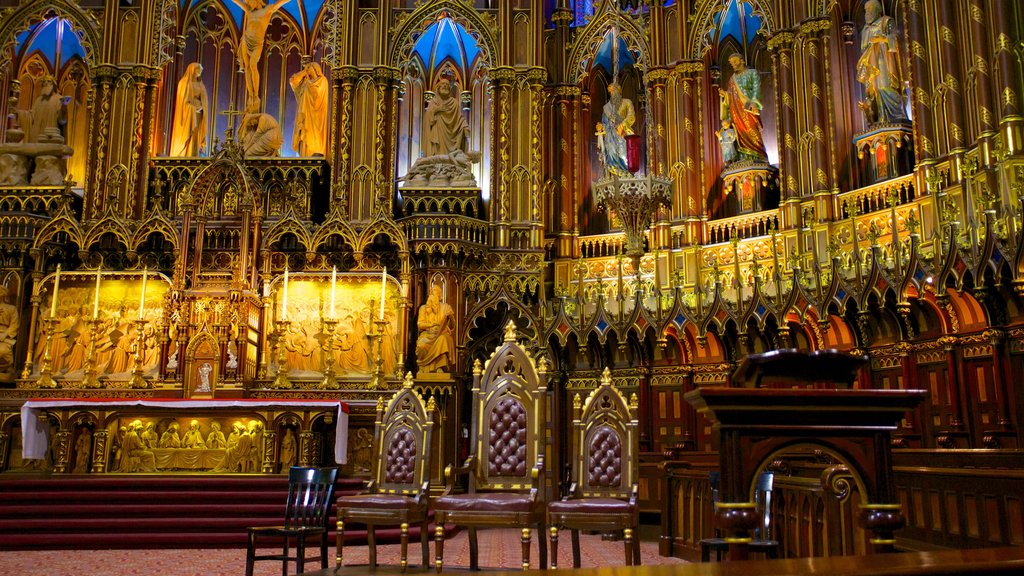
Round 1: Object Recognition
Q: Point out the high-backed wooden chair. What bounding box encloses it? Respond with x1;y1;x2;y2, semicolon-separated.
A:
245;466;338;576
547;367;640;568
432;321;549;572
336;373;436;572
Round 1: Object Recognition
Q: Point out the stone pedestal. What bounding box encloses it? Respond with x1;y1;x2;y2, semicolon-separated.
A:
0;127;73;186
854;122;914;184
0;153;30;185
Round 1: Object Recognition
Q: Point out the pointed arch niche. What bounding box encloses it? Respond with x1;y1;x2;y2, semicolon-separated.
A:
394;12;492;203
578;28;645;237
158;0;331;158
6;16;91;185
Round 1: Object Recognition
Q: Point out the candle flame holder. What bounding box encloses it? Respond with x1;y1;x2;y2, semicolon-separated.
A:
128;319;149;389
35;317;58;389
270;319;291;389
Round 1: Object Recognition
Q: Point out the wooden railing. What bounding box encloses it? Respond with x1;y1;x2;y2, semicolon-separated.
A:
496;547;1024;575
660;458;868;562
893;450;1024;550
660;450;1024;563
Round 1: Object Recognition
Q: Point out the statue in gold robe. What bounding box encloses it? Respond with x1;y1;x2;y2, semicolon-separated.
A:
415;284;455;373
169;63;209;157
289;62;329;157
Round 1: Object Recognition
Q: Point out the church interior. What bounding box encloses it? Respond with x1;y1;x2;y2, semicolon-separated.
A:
2;0;1024;573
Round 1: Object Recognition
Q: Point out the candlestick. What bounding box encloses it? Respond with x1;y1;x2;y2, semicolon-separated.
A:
282;266;289;321
138;268;148;320
379;267;386;321
49;264;61;319
92;268;101;319
330;266;337;319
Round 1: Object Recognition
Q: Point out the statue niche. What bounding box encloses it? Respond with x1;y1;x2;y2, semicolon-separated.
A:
0;75;73;186
400;77;480;188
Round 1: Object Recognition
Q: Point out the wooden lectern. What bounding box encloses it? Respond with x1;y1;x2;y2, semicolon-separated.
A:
685;349;926;561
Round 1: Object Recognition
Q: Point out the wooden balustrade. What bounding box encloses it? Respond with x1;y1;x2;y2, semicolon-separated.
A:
658;449;1024;563
473;547;1024;575
892;450;1024;550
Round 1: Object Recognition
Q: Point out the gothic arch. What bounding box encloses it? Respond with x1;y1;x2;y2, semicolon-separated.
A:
0;1;101;74
565;10;651;84
388;1;497;72
688;0;776;59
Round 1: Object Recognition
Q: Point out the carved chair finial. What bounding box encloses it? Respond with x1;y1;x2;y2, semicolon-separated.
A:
503;320;518;342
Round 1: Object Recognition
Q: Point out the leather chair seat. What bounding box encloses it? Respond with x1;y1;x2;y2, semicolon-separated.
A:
434;492;534;513
337;493;423;511
549;497;632;514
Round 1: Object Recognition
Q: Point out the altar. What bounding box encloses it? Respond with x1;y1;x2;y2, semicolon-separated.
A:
20;398;348;474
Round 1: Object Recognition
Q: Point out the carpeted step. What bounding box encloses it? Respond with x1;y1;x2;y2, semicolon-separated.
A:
0;474;438;550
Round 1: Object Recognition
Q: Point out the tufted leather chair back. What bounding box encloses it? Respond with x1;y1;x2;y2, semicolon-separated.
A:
469;324;550;493
373;375;437;495
487;396;529;477
383;426;417;484
586;425;622;488
573;368;638;499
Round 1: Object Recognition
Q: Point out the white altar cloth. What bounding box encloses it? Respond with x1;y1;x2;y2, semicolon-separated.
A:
20;398;349;464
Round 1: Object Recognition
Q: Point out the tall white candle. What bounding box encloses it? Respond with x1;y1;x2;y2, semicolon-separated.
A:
282;267;289;321
330;266;337;319
49;264;61;319
138;268;148;320
92;268;101;319
379;267;387;321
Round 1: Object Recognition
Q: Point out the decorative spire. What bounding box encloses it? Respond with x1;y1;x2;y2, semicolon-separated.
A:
503;320;518;342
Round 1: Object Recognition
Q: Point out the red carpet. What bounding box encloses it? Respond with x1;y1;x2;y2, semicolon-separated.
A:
0;528;685;575
0;474;368;549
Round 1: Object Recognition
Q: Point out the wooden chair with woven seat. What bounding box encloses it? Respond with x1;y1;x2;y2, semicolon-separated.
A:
245;465;338;576
699;470;779;561
547;367;640;569
336;372;437;572
432;321;550;572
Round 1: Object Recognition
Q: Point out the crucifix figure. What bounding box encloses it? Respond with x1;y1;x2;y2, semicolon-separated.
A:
232;0;289;111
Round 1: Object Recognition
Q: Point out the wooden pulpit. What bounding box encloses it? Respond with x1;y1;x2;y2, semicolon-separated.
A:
684;350;926;561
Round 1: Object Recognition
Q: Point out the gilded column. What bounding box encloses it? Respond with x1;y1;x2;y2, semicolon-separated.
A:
53;428;72;474
554;85;580;257
87;68;115;218
298;430;315;467
648;68;671;249
769;32;800;226
332;66;358;193
966;0;997;150
132;69;160;219
990;0;1024;151
933;0;966;154
372;66;400;215
676;62;703;242
491;67;515;248
903;0;936;162
799;21;833;197
528;68;546;250
91;429;109;474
